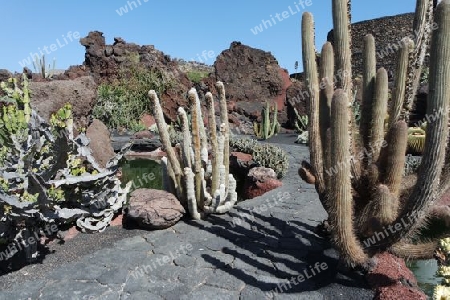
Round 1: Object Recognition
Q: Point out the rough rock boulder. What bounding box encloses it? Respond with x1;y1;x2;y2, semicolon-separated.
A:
212;41;291;124
29;76;97;129
126;189;185;229
243;167;283;199
85;119;115;168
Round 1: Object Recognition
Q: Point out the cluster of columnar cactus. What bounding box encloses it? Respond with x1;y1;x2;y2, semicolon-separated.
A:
0;75;130;261
299;0;450;267
149;82;237;220
253;102;280;140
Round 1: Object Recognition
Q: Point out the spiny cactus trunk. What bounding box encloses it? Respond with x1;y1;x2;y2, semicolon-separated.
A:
330;90;368;266
332;0;354;152
216;82;230;191
148;91;183;198
188;89;204;209
302;12;326;198
373;0;450;248
389;38;412;129
360;34;376;163
380;121;408;198
319;43;334;189
403;0;435;123
299;0;450;266
205;93;219;194
370;68;389;163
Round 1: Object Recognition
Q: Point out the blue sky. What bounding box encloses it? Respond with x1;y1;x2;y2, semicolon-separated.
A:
1;0;416;74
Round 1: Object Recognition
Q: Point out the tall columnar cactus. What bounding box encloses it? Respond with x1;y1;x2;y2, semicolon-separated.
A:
299;0;450;267
149;83;237;220
253;101;280;140
403;0;435;123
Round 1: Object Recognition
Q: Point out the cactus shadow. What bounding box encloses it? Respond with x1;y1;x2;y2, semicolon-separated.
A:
187;207;371;295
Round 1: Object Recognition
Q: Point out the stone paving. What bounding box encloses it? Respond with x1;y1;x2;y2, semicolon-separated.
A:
0;140;374;299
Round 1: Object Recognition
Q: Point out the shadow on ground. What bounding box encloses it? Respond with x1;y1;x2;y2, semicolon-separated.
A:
185;206;370;297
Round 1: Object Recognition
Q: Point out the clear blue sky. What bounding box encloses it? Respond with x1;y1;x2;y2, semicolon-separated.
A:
1;0;416;74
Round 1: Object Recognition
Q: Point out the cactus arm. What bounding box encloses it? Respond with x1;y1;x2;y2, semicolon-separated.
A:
404;0;450;229
185;167;201;220
381;121;408;199
253;122;262;138
194;91;208;167
205;92;220;194
270;102;280;137
369;68;389;163
403;0;435;123
319;42;334;163
188;88;204;209
263;102;270;139
148;90;182;198
161;156;177;196
332;0;354;157
330;89;368;266
360;34;376;163
178;107;192;170
373;0;450;248
302;12;325;195
389;38;413;129
373;184;396;225
216;82;230;191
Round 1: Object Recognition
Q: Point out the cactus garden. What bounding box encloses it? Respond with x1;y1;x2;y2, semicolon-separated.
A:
0;0;448;298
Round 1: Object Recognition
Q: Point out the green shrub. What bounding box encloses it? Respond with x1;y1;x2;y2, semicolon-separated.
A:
187;71;209;83
92;61;174;130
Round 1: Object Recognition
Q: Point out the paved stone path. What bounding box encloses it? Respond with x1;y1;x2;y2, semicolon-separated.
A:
0;140;374;299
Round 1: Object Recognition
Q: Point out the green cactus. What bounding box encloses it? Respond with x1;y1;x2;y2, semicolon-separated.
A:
293;107;309;133
32;54;56;79
407;126;426;154
253;101;280;140
299;0;450;268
